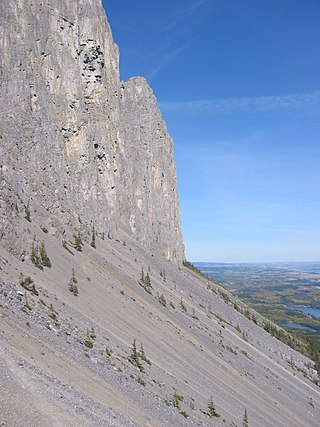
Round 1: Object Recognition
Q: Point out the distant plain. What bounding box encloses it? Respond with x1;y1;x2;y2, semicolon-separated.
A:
195;262;320;343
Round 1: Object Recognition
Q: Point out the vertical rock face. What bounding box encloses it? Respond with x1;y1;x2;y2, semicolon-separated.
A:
0;0;184;263
119;77;184;262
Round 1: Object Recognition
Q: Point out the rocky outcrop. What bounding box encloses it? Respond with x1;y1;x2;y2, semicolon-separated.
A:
0;0;184;263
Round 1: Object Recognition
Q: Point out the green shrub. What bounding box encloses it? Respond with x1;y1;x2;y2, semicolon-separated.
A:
73;232;83;251
84;339;93;349
157;293;167;307
137;376;145;386
172;389;184;409
207;396;220;418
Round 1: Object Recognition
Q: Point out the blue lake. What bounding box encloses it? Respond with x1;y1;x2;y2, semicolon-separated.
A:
285;306;320;319
282;322;318;333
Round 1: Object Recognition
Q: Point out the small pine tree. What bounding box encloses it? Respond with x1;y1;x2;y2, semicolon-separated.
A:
30;241;43;270
73;232;83;251
207;396;220;418
139;342;146;360
139;342;151;365
128;339;144;372
24;202;31;222
71;268;78;283
39;241;51;268
243;408;249;427
144;272;152;287
90;225;96;248
31;283;38;296
68;270;79;296
139;267;153;294
158;293;167;307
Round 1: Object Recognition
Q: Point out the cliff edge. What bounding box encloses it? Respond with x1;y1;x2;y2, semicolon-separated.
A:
0;0;184;263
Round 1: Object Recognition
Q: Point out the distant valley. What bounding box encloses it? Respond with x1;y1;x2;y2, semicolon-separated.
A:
195;262;320;343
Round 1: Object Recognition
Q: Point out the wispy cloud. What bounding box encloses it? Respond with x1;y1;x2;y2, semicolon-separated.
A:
159;91;320;116
147;43;190;80
184;0;208;16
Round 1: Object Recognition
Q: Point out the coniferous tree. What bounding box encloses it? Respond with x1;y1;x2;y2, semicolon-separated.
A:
39;241;51;268
90;225;96;248
73;232;83;251
24;202;31;222
68;269;79;296
31;240;43;270
139;342;151;365
145;272;151;287
128;339;144;372
243;408;249;427
207;396;220;418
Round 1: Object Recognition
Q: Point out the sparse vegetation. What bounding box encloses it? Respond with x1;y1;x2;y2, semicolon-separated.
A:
90;225;96;248
48;304;60;328
71;268;78;283
235;324;242;333
84;339;93;349
139;267;153;294
157;293;167;307
128;339;144;372
242;408;249;426
242;331;249;341
19;274;38;296
207;396;220;418
30;239;51;270
105;346;113;357
24;202;31;222
137;376;146;386
139;342;151;366
180;410;189;419
22;291;32;311
39;241;51;268
73;232;83;251
180;298;187;312
172;388;184;409
84;327;95;349
68;268;79;296
160;269;166;281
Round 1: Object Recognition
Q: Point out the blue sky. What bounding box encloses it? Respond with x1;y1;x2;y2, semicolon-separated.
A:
104;0;320;262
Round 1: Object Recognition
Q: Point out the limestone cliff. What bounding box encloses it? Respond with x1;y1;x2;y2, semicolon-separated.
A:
0;0;184;263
